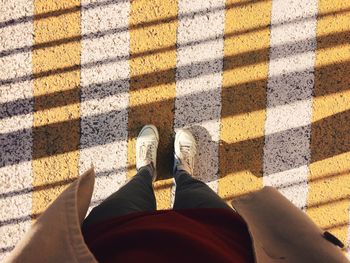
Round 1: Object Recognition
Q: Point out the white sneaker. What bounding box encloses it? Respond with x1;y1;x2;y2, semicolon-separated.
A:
174;129;197;175
136;125;159;180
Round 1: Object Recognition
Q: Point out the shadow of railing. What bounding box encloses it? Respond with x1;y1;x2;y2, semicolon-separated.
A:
0;0;270;59
0;0;128;30
1;62;349;168
1;30;349;120
0;166;131;200
1;2;350;255
1;109;349;226
1;2;349;60
1;29;349;87
1;187;347;227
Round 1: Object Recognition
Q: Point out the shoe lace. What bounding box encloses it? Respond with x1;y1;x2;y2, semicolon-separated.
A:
180;145;194;169
140;142;156;163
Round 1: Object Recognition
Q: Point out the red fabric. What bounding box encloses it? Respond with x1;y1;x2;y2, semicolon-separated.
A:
83;208;254;263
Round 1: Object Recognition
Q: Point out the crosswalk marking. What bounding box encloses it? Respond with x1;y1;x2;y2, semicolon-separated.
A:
127;0;178;209
32;0;81;215
0;0;34;260
307;0;350;249
80;0;131;210
219;0;272;203
263;0;317;209
174;0;225;194
1;0;350;258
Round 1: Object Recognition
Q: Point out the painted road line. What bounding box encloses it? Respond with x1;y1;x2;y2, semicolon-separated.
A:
219;0;272;204
174;0;224;194
32;0;81;215
307;0;350;249
128;0;178;210
0;1;33;259
80;0;130;209
263;0;317;209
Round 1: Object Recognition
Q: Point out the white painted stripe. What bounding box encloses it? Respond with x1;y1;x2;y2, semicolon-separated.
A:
0;0;33;260
174;0;225;194
80;0;130;210
263;0;318;209
264;100;313;135
0;116;33;134
268;52;317;76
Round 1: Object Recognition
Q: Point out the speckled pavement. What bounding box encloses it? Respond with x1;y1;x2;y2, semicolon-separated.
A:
1;0;350;260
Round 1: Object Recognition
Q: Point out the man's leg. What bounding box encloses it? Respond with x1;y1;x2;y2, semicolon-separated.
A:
82;164;156;229
172;129;231;210
173;169;231;209
82;124;159;229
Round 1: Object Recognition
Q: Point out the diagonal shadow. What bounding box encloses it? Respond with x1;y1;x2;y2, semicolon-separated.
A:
0;166;132;200
1;2;349;60
1;45;349;168
184;125;221;184
220;108;350;178
1;6;349;247
223;170;350;202
272;170;350;192
1;31;349;122
0;0;128;30
1;29;349;87
2;96;350;176
0;0;269;58
1;188;347;228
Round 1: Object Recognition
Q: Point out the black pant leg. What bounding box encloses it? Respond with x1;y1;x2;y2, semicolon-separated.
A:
82;164;156;229
173;170;231;210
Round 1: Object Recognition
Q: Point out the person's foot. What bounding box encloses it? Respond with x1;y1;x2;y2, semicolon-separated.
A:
136;125;159;181
174;129;197;175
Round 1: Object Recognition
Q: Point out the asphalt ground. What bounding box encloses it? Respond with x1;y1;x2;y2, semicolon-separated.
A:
1;0;350;260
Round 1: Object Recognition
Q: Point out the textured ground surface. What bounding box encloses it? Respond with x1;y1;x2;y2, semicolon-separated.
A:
1;0;350;259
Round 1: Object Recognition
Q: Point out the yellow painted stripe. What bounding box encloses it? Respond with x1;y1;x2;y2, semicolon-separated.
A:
127;0;178;209
32;0;81;216
219;0;272;204
307;0;350;246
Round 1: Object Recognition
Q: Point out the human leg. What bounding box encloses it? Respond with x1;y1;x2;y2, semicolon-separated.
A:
172;129;231;210
82;164;156;228
173;169;230;209
82;125;159;229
